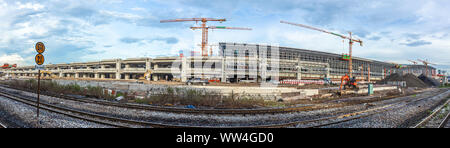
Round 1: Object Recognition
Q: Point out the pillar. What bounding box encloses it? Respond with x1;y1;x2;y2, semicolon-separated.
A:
181;56;187;82
116;60;121;80
145;59;151;81
297;60;302;80
95;73;99;79
221;58;227;82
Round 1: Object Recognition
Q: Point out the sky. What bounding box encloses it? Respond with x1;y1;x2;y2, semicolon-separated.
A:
0;0;449;73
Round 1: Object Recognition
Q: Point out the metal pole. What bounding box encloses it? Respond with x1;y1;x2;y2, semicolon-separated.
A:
368;64;371;83
348;32;353;78
37;70;40;125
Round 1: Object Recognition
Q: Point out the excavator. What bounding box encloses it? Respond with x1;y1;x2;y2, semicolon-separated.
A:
339;74;359;95
138;69;152;81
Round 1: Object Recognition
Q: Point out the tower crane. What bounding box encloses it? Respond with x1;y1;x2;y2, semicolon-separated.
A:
417;59;436;77
280;20;363;78
408;60;418;74
160;18;251;56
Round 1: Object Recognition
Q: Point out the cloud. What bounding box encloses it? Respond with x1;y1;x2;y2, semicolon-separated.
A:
0;54;25;65
401;40;432;47
0;0;449;70
368;36;381;41
120;37;179;44
151;37;179;44
120;37;142;44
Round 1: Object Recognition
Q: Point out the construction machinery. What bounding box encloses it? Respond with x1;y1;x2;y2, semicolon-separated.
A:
138;69;152;81
281;20;363;78
339;74;359;95
160;18;251;56
407;60;418;73
417;59;436;77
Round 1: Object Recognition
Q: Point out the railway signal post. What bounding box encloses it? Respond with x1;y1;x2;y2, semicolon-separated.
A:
35;42;45;126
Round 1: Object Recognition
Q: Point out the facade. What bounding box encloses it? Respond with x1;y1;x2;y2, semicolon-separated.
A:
219;43;408;81
2;42;436;83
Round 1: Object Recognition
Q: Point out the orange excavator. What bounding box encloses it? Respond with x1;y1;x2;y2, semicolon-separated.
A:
339;74;359;95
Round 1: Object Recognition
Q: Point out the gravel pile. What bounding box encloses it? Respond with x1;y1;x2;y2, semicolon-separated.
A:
403;74;428;88
379;73;428;88
418;74;440;87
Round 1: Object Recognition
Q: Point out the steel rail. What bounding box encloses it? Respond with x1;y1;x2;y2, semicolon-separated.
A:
261;89;449;128
438;109;450;128
0;86;446;128
0;91;185;128
0;85;412;115
0;122;6;128
413;99;450;128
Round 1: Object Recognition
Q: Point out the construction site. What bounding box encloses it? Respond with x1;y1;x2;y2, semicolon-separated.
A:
0;17;449;129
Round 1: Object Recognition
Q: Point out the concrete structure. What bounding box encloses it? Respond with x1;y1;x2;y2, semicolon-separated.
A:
2;42;437;83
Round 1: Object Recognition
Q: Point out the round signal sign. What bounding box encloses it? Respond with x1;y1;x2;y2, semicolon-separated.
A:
35;42;45;53
35;54;45;65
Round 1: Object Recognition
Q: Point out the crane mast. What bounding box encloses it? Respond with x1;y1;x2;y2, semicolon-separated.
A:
417;59;436;77
161;18;251;57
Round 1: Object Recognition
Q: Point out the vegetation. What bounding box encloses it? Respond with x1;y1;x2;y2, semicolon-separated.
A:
1;79;286;109
1;79;115;100
440;83;450;88
133;87;284;108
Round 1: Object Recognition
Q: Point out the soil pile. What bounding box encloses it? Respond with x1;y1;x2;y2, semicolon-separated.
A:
403;74;427;88
378;73;428;88
378;73;403;84
418;74;440;87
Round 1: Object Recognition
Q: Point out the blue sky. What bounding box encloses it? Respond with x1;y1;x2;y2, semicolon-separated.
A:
0;0;449;73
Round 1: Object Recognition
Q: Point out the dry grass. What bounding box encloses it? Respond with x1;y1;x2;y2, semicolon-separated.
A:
2;79;287;109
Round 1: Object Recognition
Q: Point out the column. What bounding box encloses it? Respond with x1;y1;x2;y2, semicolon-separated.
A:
116;60;121;80
297;60;302;80
181;56;187;82
145;59;151;81
221;57;226;82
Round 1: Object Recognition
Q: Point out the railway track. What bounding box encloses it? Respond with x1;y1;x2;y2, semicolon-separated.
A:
0;91;185;128
0;122;6;128
0;84;447;128
413;99;450;128
0;84;413;115
438;111;450;128
259;89;450;128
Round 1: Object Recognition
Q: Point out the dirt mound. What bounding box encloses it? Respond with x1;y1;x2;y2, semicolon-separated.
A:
378;73;428;88
378;73;403;84
418;74;440;87
403;74;427;88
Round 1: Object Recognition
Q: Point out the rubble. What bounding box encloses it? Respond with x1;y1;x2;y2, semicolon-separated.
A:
418;74;440;87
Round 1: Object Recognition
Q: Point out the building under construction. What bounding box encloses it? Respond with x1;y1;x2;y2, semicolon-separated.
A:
2;42;435;83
